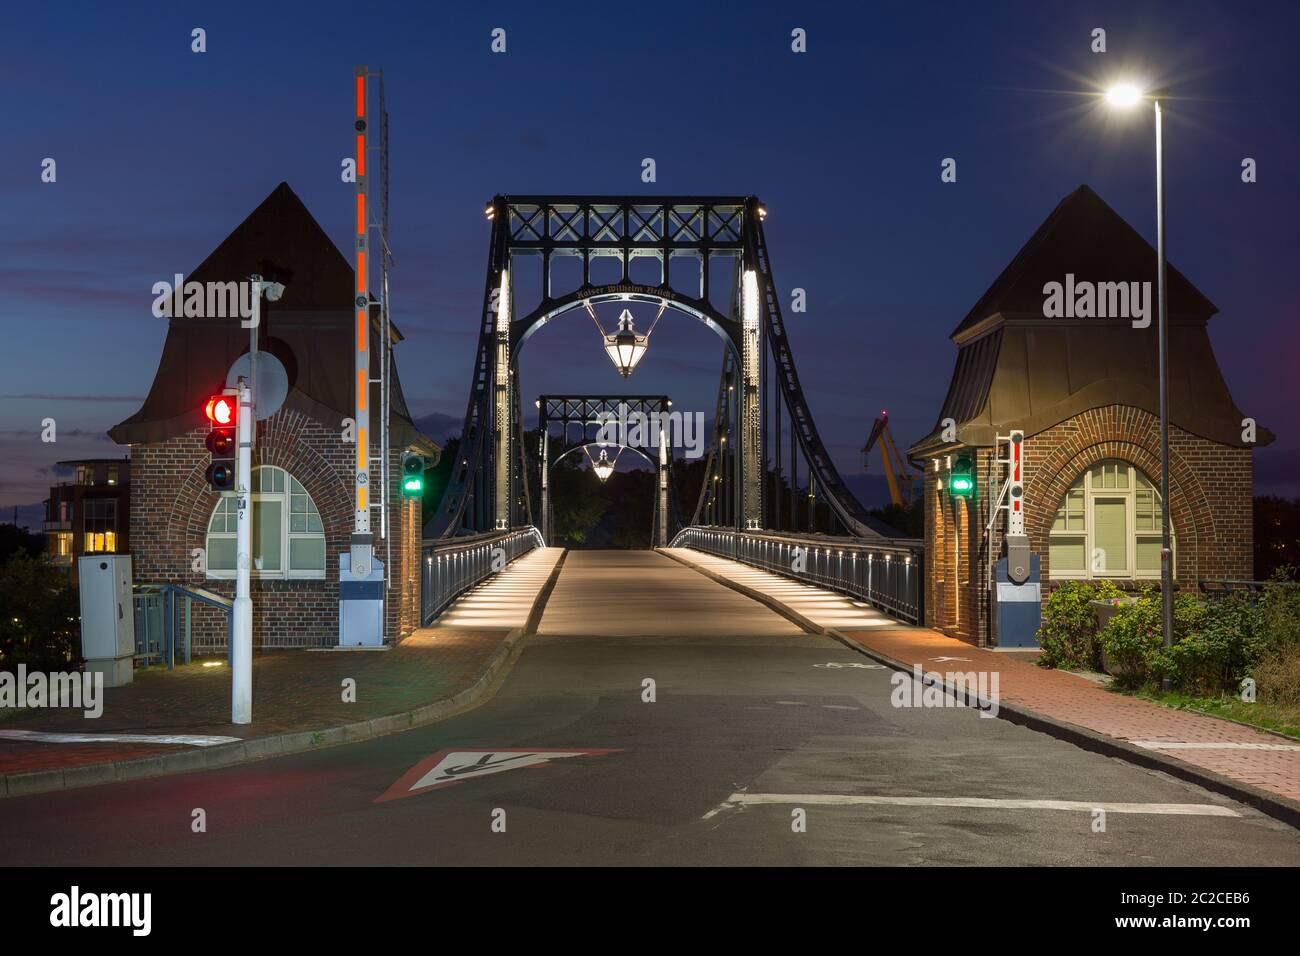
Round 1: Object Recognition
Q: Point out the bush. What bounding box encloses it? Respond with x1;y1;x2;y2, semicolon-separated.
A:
1259;568;1300;650
1158;594;1265;694
1098;592;1164;688
1253;643;1300;708
1037;580;1122;670
1100;591;1206;690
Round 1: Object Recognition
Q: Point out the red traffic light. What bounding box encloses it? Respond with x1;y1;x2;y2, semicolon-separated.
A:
205;395;236;426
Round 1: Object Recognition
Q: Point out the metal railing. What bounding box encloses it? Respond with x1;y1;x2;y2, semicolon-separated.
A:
132;584;233;667
670;526;924;625
421;526;545;625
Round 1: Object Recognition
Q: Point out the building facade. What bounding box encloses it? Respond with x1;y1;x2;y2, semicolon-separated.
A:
109;183;438;650
43;458;131;585
909;185;1269;646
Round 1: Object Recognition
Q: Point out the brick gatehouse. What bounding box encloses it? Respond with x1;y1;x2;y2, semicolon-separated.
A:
908;185;1270;646
109;182;438;649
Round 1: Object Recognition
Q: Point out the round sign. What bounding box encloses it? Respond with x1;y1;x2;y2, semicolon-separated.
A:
226;351;289;421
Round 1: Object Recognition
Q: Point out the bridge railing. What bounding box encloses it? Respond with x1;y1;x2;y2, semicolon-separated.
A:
421;527;545;626
669;526;924;625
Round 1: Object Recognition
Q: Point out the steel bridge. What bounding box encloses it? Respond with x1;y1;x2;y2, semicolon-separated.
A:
422;194;923;626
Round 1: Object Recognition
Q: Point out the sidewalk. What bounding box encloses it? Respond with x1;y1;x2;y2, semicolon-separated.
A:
665;547;1300;820
0;547;565;795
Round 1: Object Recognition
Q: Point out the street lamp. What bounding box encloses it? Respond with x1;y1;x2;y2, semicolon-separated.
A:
230;274;287;724
603;309;649;378
591;448;615;482
1105;81;1175;687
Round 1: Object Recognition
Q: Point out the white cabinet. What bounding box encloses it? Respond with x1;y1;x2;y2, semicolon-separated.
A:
78;555;135;686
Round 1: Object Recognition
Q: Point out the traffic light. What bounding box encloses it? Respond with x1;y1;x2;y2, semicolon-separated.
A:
401;452;425;498
204;393;237;493
949;454;975;499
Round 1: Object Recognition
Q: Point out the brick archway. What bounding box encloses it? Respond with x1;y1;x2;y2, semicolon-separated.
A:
1024;405;1216;586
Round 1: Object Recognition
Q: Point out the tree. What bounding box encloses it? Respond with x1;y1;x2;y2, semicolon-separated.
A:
0;553;80;671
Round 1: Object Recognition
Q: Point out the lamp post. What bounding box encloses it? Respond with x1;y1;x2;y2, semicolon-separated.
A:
230;276;286;724
1106;83;1175;687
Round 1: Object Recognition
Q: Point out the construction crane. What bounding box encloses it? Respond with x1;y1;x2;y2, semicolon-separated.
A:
861;411;921;508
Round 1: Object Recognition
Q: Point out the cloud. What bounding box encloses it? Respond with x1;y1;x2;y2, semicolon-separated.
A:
0;394;144;402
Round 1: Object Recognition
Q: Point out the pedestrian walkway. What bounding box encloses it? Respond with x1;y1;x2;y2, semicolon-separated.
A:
661;548;897;631
671;547;1300;807
0;548;565;783
436;547;563;630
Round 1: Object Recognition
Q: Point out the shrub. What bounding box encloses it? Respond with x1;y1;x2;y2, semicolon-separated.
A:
1258;568;1300;650
1037;580;1122;670
1099;593;1164;688
1253;643;1300;708
1100;591;1206;690
1155;595;1262;694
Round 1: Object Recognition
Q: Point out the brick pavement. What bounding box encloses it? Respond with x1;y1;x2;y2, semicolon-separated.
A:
0;548;565;778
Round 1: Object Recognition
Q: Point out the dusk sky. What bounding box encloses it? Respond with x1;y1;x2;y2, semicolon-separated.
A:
4;0;1297;523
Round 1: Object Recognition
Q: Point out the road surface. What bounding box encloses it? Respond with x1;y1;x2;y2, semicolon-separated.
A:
2;550;1296;866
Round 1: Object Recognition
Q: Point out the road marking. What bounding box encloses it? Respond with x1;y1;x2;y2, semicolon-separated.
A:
822;704;859;711
703;793;1240;818
1132;740;1300;752
0;729;241;747
375;748;620;803
774;700;806;706
813;662;886;669
930;656;972;663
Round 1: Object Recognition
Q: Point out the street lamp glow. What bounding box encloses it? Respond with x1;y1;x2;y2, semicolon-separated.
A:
603;309;649;377
1106;83;1143;108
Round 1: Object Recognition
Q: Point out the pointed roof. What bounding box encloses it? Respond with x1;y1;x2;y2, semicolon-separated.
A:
950;184;1217;340
909;184;1268;457
110;182;436;455
185;181;356;311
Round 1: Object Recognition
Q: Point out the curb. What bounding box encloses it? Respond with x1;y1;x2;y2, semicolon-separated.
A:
660;547;1300;831
0;548;568;801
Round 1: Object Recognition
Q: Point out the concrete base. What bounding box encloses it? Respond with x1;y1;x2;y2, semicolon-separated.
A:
84;656;133;688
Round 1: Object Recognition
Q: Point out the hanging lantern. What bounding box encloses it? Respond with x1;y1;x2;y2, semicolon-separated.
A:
603;309;649;378
592;448;615;482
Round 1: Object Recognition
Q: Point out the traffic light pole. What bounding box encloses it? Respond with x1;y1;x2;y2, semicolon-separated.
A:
232;378;253;724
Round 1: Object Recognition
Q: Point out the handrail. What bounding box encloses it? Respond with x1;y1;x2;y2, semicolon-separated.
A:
669;525;924;624
420;526;545;625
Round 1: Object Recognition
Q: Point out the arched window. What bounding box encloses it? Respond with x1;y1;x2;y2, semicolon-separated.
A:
206;465;326;579
1048;458;1172;579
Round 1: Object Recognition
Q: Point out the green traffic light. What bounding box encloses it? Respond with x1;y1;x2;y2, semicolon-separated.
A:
949;455;975;498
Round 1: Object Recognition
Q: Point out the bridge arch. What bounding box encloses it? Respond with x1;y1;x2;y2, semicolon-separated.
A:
510;284;742;361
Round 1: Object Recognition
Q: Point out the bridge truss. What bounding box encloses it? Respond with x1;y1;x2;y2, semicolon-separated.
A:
534;395;684;547
427;194;889;544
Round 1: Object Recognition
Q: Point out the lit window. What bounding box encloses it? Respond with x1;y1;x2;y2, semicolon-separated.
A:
83;499;118;553
1049;459;1171;579
206;465;326;580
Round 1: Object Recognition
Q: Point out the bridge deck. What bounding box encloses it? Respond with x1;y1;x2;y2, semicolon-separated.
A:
536;550;804;638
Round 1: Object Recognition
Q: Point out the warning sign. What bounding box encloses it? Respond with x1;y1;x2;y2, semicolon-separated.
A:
376;748;620;803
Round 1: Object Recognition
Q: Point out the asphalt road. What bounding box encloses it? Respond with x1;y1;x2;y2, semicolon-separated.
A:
3;551;1297;866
